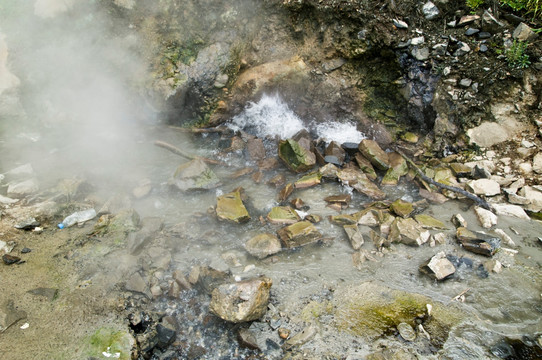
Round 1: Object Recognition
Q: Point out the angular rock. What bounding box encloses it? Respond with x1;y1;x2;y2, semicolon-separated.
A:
454;42;471;56
474;206;498;229
519;186;542;211
358;139;390;170
492;203;529;220
278;139;316;173
247;138;266;161
419;188;448;204
325;141;346;164
415;214;448;230
389;218;430;246
278;183;294;202
209;277;272;323
171;158;220;191
278;221;322;248
357;209;380;226
390;199;414;218
343;224;365;250
322;58;347;72
513;22;538;42
337;168;386;200
457;15;479;27
456;227;500;256
324;194;351;208
128;217;164;255
422;1;439;20
393;19;408;29
354;153;377;181
532;153;542;174
290;198;305;209
466;179;500;196
484;259;503;273
319;163;340;179
451;213;467;228
245;233;282;259
125;272;150;298
449;163;472;177
382;152;408;186
2;254;21;265
294;171;322;189
305;214;322;223
189;266;231;294
329;213;358;226
267;206;300;225
238;328;261;350
216;188;250;223
493;228;516;247
412;47;430;61
7;178;39;198
420;251;455;280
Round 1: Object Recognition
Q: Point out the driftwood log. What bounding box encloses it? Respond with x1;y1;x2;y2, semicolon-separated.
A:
154;140;225;166
396;149;495;212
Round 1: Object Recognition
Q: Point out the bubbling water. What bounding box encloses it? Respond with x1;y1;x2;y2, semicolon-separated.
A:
228;93;365;144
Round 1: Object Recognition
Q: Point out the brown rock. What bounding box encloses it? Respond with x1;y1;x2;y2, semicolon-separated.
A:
247;138;266;161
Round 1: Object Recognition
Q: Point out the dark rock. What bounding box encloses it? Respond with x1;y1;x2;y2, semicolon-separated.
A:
341;142;359;155
324;155;342;166
324;194;351;207
156;323;176;350
21;248;31;254
128;217;164;255
2;254;21;265
189;266;232;294
27;288;58;301
325;141;346;165
473;165;491;179
477;32;491;39
456;227;500;256
465;28;479;36
237;328;261;350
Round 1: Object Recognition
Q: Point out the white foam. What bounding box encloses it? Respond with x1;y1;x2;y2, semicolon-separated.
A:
229;93;365;144
314;121;365;144
229;93;304;139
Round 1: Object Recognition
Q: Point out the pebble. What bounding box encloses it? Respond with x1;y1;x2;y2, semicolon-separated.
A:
397;322;416;341
2;254;21;265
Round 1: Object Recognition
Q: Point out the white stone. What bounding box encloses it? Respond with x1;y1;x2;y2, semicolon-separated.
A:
494;228;516;247
423;1;440;20
519;186;542;211
474;206;498;228
484;259;503;273
426;251;455;280
518;162;532;175
393;19;409;29
411;36;425;45
492;203;530;220
467;179;501;196
533;153;542;174
454;42;471;56
6;179;39;198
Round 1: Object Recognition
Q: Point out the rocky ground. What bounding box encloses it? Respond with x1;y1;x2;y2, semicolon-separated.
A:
1;0;542;359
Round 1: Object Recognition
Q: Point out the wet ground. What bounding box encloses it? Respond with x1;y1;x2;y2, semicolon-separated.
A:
1;111;541;359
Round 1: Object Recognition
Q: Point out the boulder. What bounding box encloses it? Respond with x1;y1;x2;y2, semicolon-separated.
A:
492;203;529;220
389;218;430;246
278;139;316;173
7;178;39;198
216;188;250;223
266;206;301;225
324;141;346;165
456;227;500;256
343;224;365;250
278;221;322;248
358;139;390;170
245;233;282;259
209;277;272;323
337;168;386;200
171;158;220;191
466;179;501;196
420;251;455;281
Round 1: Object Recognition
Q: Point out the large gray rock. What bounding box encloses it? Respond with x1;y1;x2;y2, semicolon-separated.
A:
466;179;501;196
171;158;220;191
245;233;282;259
389;218;430;246
209;277;272;323
422;1;439;20
7;178;39;198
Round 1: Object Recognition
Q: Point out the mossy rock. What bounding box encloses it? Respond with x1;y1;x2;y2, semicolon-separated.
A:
85;327;135;360
278;139;316;173
333;282;463;346
216;188;250;223
267;206;301;225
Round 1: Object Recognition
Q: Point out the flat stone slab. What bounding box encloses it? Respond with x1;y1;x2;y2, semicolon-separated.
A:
358;139;390;170
466;179;501;196
267;206;301;225
278;221;322;248
216;188;250;223
337;168;386;200
245;233;282;259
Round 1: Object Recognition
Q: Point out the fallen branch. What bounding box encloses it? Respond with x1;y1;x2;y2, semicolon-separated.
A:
396;149;495;212
451;287;470;302
154;140;225;166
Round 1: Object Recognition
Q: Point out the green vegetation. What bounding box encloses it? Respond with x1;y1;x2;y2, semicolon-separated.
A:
506;40;531;69
86;327;134;360
466;0;485;10
500;0;542;18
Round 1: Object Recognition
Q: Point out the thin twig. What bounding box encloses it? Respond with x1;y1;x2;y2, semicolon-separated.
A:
451;287;471;302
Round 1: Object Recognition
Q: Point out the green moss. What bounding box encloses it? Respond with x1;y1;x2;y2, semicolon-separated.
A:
334;286;462;346
301;301;333;322
86;327;135;360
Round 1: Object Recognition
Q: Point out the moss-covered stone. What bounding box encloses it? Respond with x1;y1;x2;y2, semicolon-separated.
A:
171;158;220;191
358;139;390;171
85;327;135;360
381;152;408;186
333;282;463;346
390;199;414;218
278;221;322;248
294;171;322;189
415;214;448;230
216;188;250;223
267;206;301;225
278;139;316;173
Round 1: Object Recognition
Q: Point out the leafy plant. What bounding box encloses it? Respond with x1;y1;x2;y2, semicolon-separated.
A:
466;0;485;10
506;40;531;68
500;0;542;19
